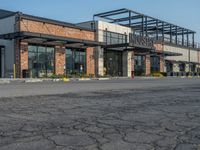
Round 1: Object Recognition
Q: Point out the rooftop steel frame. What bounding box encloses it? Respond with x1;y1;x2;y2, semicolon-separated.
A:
94;8;197;48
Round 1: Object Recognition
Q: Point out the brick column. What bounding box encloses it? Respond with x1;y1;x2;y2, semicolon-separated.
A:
145;54;151;76
160;56;165;72
86;47;95;76
55;46;65;75
15;41;28;78
20;42;28;78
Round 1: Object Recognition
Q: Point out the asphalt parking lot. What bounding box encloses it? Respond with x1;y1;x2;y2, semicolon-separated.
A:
0;78;200;150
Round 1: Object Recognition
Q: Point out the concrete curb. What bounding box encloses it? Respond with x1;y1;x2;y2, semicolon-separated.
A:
0;80;10;84
0;76;199;85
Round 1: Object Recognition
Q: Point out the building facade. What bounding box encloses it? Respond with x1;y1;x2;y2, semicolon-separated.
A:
79;8;200;77
0;9;100;78
0;8;200;78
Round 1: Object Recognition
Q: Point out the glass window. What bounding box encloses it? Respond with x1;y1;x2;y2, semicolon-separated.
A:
134;55;145;76
104;51;122;76
103;31;126;45
28;45;55;78
151;56;160;72
65;49;86;75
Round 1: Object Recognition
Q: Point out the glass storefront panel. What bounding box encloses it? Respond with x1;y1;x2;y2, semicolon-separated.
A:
151;56;160;72
166;62;173;72
46;47;55;76
104;50;122;76
28;45;55;78
179;63;185;72
65;48;86;75
134;55;145;76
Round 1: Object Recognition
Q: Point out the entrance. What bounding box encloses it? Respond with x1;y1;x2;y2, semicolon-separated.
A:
104;50;122;76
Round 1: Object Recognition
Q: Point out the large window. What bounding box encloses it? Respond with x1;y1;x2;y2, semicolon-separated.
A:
66;49;86;75
103;30;126;45
28;45;55;78
134;55;145;76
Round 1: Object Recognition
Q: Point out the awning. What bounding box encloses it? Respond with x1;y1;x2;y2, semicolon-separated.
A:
0;32;105;47
103;42;154;51
165;60;200;65
150;50;182;56
179;61;200;65
165;60;180;64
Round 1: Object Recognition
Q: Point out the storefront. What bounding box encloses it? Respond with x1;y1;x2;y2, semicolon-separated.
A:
104;50;123;76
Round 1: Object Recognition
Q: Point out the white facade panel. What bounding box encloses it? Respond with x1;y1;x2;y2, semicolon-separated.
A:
164;45;189;62
0;16;16;77
190;50;198;63
97;21;132;42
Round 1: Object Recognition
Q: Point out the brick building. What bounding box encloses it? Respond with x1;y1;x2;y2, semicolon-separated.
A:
0;9;101;78
0;8;200;78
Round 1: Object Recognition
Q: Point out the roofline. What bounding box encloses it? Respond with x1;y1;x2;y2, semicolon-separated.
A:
0;8;95;32
18;13;95;32
0;9;18;20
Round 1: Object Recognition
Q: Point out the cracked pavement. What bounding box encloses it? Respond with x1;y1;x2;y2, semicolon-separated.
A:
0;78;200;150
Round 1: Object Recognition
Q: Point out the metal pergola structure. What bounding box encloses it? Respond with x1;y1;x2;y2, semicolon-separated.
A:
94;8;197;48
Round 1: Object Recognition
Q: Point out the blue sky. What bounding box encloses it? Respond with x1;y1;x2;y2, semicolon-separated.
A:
1;0;200;41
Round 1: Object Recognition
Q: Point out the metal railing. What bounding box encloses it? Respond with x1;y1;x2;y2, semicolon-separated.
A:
129;33;154;49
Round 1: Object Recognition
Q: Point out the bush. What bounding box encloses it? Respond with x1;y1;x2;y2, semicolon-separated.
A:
151;72;165;77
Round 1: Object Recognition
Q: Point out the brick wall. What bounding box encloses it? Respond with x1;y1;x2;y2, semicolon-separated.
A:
145;54;151;76
154;43;165;73
154;44;164;51
20;19;95;41
86;48;95;76
17;18;97;77
55;46;65;75
15;41;28;78
160;56;165;72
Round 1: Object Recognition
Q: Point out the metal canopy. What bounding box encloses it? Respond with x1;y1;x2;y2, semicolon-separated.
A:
150;50;182;57
0;32;104;47
94;8;198;48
